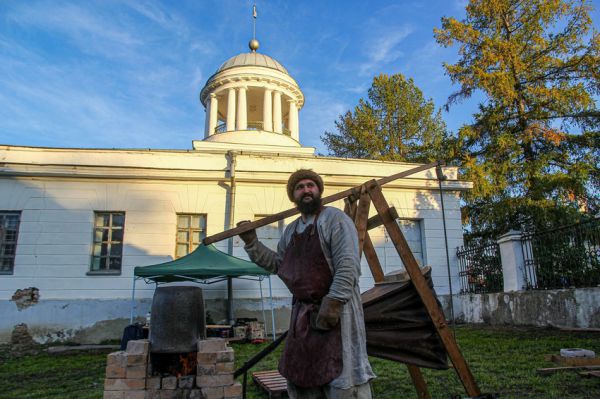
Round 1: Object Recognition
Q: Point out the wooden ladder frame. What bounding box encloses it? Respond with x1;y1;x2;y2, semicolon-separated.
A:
204;162;481;398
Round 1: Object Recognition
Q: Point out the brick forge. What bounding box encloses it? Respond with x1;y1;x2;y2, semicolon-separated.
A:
103;339;242;399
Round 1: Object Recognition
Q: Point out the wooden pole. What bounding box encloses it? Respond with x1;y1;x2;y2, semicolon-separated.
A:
203;162;439;245
407;365;431;399
362;233;385;283
353;186;371;257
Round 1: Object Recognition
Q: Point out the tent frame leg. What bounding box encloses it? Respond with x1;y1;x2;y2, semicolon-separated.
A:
130;276;137;324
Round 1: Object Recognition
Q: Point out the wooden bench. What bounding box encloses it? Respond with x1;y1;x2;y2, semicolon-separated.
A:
252;370;288;398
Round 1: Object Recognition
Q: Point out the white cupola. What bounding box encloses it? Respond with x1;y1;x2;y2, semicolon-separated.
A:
197;39;306;149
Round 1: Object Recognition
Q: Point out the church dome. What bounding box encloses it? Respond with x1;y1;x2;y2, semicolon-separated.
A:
217;52;289;75
198;41;305;150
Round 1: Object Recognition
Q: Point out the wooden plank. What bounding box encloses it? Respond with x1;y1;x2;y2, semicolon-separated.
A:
579;370;600;378
367;181;481;397
555;326;600;333
545;354;600;367
537;365;600;375
407;365;431;399
363;232;385;283
203;162;439;245
345;197;358;220
354;186;371;257
366;207;399;231
252;370;288;398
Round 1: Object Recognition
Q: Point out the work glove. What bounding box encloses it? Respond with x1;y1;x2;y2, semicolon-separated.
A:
236;221;257;245
314;297;344;331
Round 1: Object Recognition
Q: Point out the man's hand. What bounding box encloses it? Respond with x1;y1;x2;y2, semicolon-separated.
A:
314;297;344;330
236;221;257;245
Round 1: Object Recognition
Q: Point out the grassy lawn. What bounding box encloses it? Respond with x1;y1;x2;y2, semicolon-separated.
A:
1;325;599;398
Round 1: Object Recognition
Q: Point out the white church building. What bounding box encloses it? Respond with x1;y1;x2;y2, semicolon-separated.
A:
0;39;470;343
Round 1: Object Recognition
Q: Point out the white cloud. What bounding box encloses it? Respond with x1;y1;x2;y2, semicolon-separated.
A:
125;2;190;38
359;26;414;75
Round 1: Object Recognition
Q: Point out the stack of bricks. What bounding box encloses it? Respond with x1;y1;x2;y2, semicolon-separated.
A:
196;339;242;399
104;340;150;399
103;338;242;399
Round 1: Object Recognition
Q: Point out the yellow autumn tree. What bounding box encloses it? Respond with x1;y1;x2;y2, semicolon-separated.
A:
435;0;600;242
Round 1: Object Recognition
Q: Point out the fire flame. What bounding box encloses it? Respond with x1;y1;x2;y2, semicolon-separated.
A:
177;352;196;377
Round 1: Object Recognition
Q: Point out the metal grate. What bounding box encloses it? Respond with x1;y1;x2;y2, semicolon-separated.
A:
456;242;503;294
521;218;600;290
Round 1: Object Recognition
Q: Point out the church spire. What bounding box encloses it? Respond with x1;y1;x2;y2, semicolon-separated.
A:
249;4;259;52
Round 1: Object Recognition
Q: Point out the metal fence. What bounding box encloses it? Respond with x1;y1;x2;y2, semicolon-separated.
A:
456;241;503;294
521;218;600;290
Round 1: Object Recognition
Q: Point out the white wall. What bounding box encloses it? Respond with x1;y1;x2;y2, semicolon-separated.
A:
0;146;468;342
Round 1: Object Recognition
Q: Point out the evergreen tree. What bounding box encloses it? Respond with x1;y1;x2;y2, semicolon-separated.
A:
435;0;600;242
322;73;450;163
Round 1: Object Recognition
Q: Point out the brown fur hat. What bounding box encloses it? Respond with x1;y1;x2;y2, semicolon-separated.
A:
287;169;324;201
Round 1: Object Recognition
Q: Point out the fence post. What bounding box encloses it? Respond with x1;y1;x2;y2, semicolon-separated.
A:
497;230;527;292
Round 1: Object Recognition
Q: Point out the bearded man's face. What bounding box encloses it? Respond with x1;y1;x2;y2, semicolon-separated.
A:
293;178;322;215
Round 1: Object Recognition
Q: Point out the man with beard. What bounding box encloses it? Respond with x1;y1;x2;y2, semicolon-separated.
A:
238;169;375;399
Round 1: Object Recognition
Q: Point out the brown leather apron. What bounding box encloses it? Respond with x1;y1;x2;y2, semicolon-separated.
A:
277;211;343;388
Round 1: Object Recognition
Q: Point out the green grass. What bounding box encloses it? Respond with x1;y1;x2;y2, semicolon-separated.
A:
1;326;599;398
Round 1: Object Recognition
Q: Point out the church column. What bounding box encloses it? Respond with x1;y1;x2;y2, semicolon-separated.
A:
263;89;273;132
208;93;218;136
204;99;211;138
288;100;299;140
236;86;247;130
273;91;282;133
226;88;236;131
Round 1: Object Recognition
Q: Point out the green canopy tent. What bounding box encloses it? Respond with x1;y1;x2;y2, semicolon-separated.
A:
131;244;276;338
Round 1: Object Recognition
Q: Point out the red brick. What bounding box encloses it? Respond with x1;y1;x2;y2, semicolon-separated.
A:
197;363;216;375
216;362;234;374
197;373;234;387
224;382;243;398
161;376;177;390
107;351;127;366
103;391;123;399
159;391;182;399
104;378;145;391
146;376;161;390
198;338;227;352
202;386;225;399
126;339;150;355
127;354;148;366
125;391;146;399
197;352;217;364
216;348;234;363
105;362;126;379
145;390;160;399
178;375;195;389
126;365;147;379
186;389;204;399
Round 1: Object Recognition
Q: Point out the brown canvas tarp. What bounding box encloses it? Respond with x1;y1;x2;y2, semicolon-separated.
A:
361;269;449;369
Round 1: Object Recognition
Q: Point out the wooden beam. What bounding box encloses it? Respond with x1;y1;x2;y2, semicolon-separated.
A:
407;365;431;399
354;186;371;257
366;181;481;397
362;232;385;283
344;197;358;221
537;365;600;376
366;207;399;231
203;162;439;245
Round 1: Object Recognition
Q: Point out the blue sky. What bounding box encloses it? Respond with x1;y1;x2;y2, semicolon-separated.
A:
1;1;597;153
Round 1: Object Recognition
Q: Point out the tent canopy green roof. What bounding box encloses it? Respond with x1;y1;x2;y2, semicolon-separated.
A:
134;244;270;283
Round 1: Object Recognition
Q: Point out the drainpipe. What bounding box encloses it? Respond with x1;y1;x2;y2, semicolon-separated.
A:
226;151;238;325
436;162;455;337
